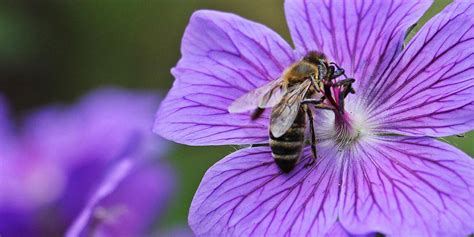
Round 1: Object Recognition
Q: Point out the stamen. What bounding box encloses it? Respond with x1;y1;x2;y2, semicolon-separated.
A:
311;61;361;148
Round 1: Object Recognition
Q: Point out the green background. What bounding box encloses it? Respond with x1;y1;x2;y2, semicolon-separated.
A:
1;0;471;232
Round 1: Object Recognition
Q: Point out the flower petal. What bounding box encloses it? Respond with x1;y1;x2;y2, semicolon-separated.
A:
91;164;173;236
66;158;135;237
325;222;376;237
365;1;474;136
66;158;173;237
154;10;295;145
23;87;164;166
339;137;474;236
285;0;431;86
189;146;341;236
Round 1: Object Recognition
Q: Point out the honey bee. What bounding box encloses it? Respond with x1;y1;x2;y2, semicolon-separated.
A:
229;51;352;172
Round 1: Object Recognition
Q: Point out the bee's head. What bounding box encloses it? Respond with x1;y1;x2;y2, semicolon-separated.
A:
303;51;328;67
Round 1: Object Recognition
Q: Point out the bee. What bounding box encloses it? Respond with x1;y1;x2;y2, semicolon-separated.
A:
229;51;351;172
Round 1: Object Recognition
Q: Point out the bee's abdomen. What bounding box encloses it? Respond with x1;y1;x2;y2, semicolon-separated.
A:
270;111;306;172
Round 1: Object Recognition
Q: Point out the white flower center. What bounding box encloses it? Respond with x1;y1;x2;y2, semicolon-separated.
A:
316;99;376;149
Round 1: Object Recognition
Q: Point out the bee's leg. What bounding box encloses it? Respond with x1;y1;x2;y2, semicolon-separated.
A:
302;98;335;111
333;78;355;87
333;68;345;79
328;65;345;79
334;79;355;112
329;62;347;79
309;74;322;92
305;108;317;167
343;83;355;98
333;78;356;99
250;143;270;147
301;97;324;105
251;108;265;120
313;104;334;111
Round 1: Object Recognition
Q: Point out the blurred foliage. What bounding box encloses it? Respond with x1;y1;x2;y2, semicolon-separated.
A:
0;0;471;232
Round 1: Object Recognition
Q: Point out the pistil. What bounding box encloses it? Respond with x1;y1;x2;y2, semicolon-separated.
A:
312;70;360;148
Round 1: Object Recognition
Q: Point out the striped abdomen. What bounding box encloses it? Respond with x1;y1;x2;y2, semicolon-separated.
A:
269;108;306;173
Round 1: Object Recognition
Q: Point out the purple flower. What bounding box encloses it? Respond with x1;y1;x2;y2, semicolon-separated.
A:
0;88;174;237
154;1;474;236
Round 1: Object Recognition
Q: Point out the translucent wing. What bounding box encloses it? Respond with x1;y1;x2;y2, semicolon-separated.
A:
270;80;311;138
228;78;285;113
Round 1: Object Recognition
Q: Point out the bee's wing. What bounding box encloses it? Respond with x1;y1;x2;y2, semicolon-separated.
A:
270;80;311;138
228;78;285;113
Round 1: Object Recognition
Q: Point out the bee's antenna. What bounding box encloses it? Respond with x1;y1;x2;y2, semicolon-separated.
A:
329;62;348;79
250;143;270;148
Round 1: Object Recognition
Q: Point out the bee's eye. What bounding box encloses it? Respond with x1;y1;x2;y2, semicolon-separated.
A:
318;59;327;67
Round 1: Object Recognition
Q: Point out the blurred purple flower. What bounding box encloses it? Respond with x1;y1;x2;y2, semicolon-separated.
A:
0;88;176;237
154;0;474;236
